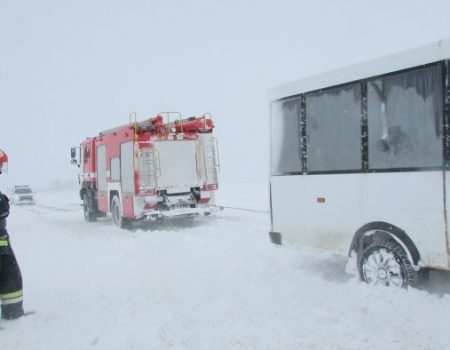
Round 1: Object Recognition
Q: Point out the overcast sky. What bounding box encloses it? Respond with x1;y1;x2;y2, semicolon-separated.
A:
1;0;450;190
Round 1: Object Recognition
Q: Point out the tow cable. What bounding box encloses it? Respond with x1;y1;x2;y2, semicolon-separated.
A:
214;205;269;214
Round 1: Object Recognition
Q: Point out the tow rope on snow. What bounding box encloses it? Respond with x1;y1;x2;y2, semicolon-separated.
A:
214;205;269;214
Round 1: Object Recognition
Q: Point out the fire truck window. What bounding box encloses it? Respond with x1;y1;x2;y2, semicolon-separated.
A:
271;97;302;175
306;83;362;172
120;142;135;193
83;147;90;163
96;146;107;192
111;158;120;181
84;146;91;161
367;64;443;169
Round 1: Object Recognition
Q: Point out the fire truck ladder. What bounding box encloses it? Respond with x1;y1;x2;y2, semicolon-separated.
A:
203;137;220;182
129;111;139;143
140;148;160;187
158;112;183;134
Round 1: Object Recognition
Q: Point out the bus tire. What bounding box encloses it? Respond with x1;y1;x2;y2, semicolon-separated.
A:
358;239;420;288
83;192;97;222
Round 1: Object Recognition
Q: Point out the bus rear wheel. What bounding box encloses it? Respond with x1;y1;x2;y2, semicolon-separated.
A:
358;240;419;288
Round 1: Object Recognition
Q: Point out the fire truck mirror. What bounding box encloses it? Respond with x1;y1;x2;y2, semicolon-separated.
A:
70;148;80;167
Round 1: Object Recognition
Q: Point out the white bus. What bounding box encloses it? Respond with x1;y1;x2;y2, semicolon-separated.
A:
269;39;450;287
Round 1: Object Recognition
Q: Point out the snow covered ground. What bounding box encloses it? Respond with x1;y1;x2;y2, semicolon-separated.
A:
1;181;450;349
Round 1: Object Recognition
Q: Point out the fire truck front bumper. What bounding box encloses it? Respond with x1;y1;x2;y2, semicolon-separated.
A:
143;205;223;220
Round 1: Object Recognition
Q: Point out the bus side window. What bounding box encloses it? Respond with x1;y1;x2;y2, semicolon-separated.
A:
367;64;443;169
271;97;302;175
305;83;362;172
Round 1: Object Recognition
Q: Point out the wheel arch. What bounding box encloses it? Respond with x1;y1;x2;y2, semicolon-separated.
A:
348;221;422;266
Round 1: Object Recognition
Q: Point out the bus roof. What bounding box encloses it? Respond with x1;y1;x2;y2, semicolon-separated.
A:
269;38;450;102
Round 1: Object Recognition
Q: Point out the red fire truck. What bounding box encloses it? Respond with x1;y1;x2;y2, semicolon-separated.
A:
71;112;220;228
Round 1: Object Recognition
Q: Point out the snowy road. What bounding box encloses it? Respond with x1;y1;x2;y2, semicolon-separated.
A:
1;182;450;350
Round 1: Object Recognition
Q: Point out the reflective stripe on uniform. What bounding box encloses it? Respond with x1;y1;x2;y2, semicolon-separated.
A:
1;295;23;305
0;238;8;247
0;290;23;302
0;290;23;306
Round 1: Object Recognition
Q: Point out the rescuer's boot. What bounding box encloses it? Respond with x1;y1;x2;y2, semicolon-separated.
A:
1;301;24;320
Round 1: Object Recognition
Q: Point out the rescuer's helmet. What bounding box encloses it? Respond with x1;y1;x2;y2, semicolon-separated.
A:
0;149;8;174
0;149;9;221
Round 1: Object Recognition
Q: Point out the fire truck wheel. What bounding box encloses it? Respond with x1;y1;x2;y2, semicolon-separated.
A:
83;193;97;222
111;195;131;229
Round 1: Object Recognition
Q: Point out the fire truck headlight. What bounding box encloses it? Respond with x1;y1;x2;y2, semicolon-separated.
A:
171;127;176;133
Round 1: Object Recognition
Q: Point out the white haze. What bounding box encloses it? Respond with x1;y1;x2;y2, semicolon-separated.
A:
1;3;450;348
1;0;450;189
2;182;450;349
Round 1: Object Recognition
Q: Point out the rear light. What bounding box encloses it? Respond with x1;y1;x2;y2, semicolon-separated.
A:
202;183;218;191
144;202;156;210
316;197;326;203
139;188;157;196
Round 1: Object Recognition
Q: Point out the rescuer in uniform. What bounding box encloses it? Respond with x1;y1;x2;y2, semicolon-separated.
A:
0;149;24;320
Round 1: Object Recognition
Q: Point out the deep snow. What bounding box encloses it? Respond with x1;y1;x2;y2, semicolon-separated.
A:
1;181;450;350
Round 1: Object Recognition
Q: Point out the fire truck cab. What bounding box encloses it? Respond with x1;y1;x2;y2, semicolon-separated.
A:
71;113;220;228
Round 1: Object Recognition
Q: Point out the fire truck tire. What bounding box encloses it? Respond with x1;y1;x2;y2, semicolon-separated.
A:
111;195;131;229
83;193;97;222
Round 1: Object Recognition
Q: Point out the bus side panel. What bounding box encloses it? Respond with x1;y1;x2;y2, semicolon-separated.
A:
271;171;448;268
271;174;363;255
365;171;447;269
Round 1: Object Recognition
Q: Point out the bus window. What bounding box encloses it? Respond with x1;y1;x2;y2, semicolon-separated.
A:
270;97;302;175
367;64;443;169
305;84;362;172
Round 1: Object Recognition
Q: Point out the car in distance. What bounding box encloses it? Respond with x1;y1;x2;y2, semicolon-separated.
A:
10;185;35;205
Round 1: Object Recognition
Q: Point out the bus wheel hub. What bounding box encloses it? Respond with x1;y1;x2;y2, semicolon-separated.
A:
377;268;388;279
